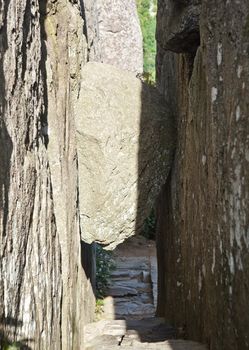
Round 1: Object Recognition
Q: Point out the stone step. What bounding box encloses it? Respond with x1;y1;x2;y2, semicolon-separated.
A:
114;301;155;318
84;317;166;343
84;319;126;344
113;294;152;304
111;270;143;280
108;280;151;295
114;257;150;270
86;340;207;349
84;317;173;344
107;285;138;297
84;319;207;350
111;270;151;283
103;296;154;320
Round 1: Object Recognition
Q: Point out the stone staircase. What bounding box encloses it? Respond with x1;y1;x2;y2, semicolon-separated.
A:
83;236;207;350
103;255;156;320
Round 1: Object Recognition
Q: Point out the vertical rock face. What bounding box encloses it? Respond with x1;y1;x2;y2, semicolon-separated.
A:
98;0;143;74
156;1;249;349
0;0;95;348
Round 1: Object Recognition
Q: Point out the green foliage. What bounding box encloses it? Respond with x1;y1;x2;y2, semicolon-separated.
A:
141;209;156;240
95;245;115;318
0;339;21;350
95;244;115;299
95;298;105;318
136;0;157;80
4;345;20;350
0;322;31;349
139;72;156;86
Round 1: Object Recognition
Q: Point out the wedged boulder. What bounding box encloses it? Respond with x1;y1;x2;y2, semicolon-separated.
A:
75;62;175;249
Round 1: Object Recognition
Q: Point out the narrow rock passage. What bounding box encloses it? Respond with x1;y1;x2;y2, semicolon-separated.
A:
104;235;157;320
84;236;207;349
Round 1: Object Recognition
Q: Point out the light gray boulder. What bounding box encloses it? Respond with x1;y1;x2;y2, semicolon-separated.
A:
97;0;143;74
75;62;175;249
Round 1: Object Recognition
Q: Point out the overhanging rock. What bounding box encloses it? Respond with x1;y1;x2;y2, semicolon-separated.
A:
75;62;175;249
156;0;200;53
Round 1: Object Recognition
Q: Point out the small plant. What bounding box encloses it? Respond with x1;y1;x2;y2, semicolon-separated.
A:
95;244;115;318
95;298;104;318
0;322;31;349
141;209;156;240
96;244;115;299
3;344;20;350
139;71;156;86
0;338;21;350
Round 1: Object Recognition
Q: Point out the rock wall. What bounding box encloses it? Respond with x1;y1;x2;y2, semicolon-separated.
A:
0;0;95;348
98;0;143;74
156;1;249;349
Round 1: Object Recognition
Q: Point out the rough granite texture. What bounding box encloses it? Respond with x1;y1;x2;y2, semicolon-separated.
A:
156;0;249;349
75;62;175;249
0;0;95;349
98;0;143;74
